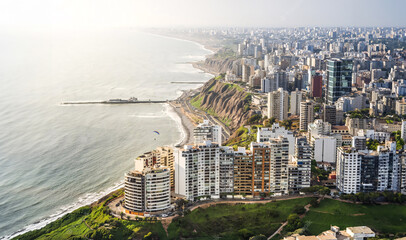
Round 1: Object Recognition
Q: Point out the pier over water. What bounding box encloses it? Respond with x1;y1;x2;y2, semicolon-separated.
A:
61;98;168;105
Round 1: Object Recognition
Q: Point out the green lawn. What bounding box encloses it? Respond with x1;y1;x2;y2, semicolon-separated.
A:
167;198;312;240
14;190;167;240
304;198;406;236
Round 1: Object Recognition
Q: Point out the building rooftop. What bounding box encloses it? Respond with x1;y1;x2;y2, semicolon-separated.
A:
296;236;320;240
346;226;375;235
332;125;349;131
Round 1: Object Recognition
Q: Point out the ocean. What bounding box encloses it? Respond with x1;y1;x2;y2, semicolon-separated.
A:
0;28;212;239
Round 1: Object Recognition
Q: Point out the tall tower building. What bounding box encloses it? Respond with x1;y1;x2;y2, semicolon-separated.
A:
268;88;289;121
401;120;406;141
326;58;353;104
124;165;171;215
336;147;361;194
288;137;312;192
136;147;175;190
300;100;314;131
251;136;290;196
174;142;234;201
290;89;302;116
323;104;337;125
311;73;322;98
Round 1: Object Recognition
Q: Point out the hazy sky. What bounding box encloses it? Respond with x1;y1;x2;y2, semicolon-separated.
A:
0;0;405;29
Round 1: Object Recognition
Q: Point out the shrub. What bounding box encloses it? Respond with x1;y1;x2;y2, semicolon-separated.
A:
293;205;306;215
310;198;319;208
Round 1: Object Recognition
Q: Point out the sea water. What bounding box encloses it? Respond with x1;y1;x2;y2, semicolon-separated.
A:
0;28;212;239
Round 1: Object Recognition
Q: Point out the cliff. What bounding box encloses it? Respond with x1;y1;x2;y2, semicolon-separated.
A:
191;79;253;131
194;58;235;75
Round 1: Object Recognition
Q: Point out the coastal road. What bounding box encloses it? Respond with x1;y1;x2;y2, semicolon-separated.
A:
180;89;232;142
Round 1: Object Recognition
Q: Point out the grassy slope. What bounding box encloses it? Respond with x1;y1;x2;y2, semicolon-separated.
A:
14;191;166;240
225;125;261;149
167;198;312;240
304;198;406;236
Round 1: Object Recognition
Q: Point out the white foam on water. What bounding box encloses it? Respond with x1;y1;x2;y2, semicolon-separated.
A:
163;103;187;147
2;181;124;240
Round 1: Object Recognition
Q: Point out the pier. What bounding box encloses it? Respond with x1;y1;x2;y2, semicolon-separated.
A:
170;81;206;84
62;99;168;105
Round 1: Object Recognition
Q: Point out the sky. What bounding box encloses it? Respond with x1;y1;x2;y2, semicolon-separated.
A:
0;0;405;29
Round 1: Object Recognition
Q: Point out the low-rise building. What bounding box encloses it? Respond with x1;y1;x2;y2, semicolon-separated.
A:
284;226;375;240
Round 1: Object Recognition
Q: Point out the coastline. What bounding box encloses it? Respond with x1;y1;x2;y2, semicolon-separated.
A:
167;101;196;146
6;31;216;240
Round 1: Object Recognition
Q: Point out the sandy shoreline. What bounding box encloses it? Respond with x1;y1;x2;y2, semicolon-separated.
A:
169;102;196;146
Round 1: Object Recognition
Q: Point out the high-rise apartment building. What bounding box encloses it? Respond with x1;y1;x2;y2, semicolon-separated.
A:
311;73;323;98
193;120;222;145
300;100;314;131
290;89;302;116
257;123;295;156
288;137;312;192
308;119;332;140
313;136;337;164
326;58;353;104
401;120;406;141
174;141;234;201
267;88;289;121
233;149;252;195
323;104;337;125
136;147;175;190
336;147;361;194
124;165;171;215
251;137;290;196
337;145;400;194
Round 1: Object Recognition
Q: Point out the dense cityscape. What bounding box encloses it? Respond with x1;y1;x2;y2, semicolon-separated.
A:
4;1;406;239
104;27;406;239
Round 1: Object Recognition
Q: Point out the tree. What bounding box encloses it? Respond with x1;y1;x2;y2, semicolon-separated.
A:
394;130;405;150
293;205;306;215
285;214;303;232
249;235;267;240
310;198;319;208
280;119;293;130
143;232;153;240
238;228;254;240
366;139;380;150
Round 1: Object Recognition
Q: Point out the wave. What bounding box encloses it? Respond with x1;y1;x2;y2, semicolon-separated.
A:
1;181;124;240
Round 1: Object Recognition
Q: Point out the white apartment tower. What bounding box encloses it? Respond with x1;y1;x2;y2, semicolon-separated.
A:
124;165;171;215
257;123;296;156
290;89;303;116
336;147;362;194
267;88;289;121
174;141;234;201
337;146;400;194
401;120;406;141
300;100;314;131
193;120;222;145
